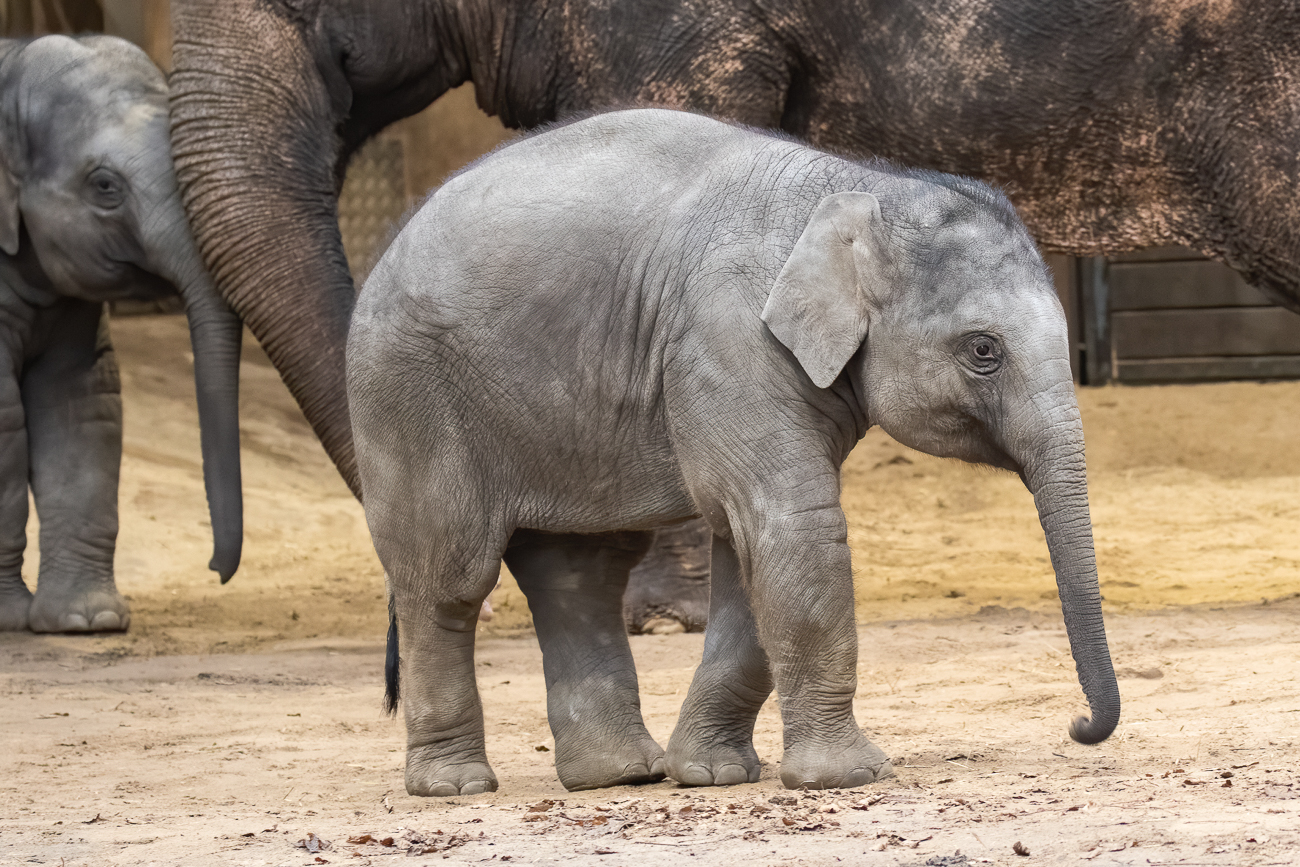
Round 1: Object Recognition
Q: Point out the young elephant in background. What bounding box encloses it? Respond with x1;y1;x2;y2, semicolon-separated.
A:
348;109;1120;796
0;36;243;632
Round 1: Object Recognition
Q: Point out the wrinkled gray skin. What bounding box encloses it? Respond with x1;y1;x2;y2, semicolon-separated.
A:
348;110;1120;796
0;35;243;633
170;0;1300;635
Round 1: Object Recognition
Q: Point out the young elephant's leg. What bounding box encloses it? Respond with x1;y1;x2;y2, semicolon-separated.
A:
24;302;128;633
504;529;665;792
666;535;773;785
745;508;893;790
0;360;32;631
386;524;504;797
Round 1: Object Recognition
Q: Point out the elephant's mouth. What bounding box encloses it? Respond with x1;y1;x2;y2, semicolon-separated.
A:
73;261;178;302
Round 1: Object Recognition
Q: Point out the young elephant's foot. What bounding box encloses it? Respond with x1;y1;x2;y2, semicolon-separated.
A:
778;732;894;790
555;732;666;792
405;744;498;797
28;581;130;633
0;579;33;631
665;725;762;786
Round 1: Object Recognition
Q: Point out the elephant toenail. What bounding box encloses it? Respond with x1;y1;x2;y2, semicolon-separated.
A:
460;780;495;795
90;612;123;631
62;613;90;631
713;764;750;786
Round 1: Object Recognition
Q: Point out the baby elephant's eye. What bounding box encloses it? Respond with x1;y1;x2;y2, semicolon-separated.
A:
959;332;1003;374
85;168;126;210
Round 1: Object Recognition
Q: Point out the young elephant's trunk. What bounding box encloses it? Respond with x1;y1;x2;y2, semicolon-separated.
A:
1017;382;1120;744
180;270;244;583
155;226;244;583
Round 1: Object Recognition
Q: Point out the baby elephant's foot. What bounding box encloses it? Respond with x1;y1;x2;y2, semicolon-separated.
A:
405;744;498;797
0;580;33;631
665;729;762;786
779;732;894;790
555;733;666;792
29;582;130;633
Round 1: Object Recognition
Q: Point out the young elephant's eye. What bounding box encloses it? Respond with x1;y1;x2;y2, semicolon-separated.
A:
959;332;1003;374
85;167;126;210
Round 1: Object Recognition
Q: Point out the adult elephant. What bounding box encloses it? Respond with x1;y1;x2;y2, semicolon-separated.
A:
169;0;1299;628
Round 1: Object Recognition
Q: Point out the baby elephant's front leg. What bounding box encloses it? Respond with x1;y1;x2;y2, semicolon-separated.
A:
505;530;665;792
749;510;893;790
24;303;128;633
0;366;32;631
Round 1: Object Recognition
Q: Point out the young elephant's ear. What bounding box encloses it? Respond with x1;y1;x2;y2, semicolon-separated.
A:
0;157;17;256
762;191;887;388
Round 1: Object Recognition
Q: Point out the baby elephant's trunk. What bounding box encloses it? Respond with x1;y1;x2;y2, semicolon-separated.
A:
1019;384;1120;744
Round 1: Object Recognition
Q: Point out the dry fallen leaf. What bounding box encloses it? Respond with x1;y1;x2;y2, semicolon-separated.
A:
295;833;330;853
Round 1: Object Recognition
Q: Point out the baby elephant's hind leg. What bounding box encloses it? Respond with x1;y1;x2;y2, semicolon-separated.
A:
666;535;773;786
505;530;666;791
390;542;503;798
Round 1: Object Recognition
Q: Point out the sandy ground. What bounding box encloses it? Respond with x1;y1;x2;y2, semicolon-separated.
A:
2;314;1299;866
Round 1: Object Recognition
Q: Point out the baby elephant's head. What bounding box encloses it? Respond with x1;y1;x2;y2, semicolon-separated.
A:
762;177;1119;746
763;178;1071;477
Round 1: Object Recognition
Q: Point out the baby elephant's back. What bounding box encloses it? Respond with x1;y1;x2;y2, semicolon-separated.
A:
352;110;783;402
361;110;780;324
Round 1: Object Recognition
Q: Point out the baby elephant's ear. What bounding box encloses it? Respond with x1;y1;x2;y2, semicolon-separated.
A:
0;162;17;256
762;191;887;388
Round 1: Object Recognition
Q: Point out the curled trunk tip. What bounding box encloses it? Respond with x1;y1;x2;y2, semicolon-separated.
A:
1069;705;1119;745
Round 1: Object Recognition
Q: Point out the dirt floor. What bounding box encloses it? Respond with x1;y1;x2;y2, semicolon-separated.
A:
2;314;1299;866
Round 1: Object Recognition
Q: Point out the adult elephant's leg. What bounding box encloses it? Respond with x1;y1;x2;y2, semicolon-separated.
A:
623;518;711;633
24;302;128;633
505;529;665;791
666;534;773;785
0;354;32;631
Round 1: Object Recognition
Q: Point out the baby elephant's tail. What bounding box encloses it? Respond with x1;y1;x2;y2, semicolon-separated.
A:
384;588;400;715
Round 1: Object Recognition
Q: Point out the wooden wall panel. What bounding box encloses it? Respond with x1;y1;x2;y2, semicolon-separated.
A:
1112;307;1300;359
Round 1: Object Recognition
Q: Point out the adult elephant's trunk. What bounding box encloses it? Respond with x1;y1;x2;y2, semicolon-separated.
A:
169;0;360;496
1015;382;1120;744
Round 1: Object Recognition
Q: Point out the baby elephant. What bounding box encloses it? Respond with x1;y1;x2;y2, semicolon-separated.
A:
348;109;1120;796
0;36;242;632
